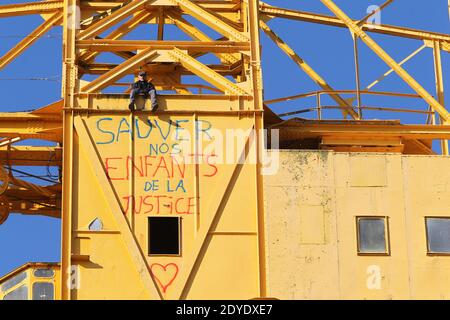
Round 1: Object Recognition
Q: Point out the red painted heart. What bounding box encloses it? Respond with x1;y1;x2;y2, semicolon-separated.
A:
150;263;179;293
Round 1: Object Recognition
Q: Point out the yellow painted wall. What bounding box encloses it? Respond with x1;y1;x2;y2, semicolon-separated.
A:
264;150;450;299
69;105;262;299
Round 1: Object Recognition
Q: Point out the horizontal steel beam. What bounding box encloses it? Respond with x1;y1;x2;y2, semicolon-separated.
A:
260;3;450;45
277;122;450;140
81;62;242;76
0;113;62;142
0;146;62;166
80;0;240;12
0;0;63;18
76;40;250;53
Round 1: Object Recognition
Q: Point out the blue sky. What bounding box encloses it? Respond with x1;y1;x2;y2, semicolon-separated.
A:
0;0;448;276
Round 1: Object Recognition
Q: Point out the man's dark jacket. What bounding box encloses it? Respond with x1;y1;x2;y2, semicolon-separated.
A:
131;80;155;95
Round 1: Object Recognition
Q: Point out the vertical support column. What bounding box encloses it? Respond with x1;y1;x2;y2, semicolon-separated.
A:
246;0;267;298
433;41;448;155
61;0;79;300
352;34;363;119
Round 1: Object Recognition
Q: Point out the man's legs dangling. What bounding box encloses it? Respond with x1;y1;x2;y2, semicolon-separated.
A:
129;88;139;111
148;88;158;112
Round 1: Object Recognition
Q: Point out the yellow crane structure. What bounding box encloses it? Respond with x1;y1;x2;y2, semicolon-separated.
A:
0;0;450;300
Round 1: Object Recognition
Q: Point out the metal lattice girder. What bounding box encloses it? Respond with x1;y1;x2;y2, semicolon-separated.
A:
10;176;57;198
167;0;249;42
365;44;427;91
259;2;450;48
81;47;159;93
80;0;240;12
0;12;63;70
0;146;62;166
0;113;62;142
9;203;60;218
80;10;155;63
166;10;240;64
4;186;61;217
260;20;360;120
81;62;241;76
424;40;450;54
275;121;450;140
167;47;248;95
320;0;450;124
76;39;250;53
0;0;63;18
77;0;149;40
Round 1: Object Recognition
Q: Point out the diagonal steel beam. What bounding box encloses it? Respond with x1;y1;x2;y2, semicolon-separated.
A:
0;12;63;70
82;47;158;93
166;10;240;64
260;20;360;120
167;0;249;42
365;44;427;91
77;0;149;40
80;10;155;63
320;0;450;123
0;0;63;18
178;122;255;299
167;48;248;95
74;116;162;299
259;3;450;50
356;0;394;26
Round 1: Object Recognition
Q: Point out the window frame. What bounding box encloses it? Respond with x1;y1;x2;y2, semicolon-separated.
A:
355;216;390;256
2;284;29;300
425;216;450;256
148;216;182;257
1;271;27;292
33;269;55;278
32;281;54;300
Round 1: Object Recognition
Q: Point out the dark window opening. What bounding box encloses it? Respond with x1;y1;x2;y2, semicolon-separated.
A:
148;217;180;255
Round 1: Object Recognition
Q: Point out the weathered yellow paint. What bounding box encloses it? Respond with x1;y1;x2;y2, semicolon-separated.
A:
265;150;450;299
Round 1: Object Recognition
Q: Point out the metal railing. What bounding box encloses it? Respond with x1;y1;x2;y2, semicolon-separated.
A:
265;90;438;123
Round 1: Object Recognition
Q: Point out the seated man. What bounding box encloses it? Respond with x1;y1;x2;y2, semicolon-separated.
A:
128;71;158;112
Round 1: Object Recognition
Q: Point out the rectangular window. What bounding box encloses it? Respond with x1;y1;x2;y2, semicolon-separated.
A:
34;269;54;278
148;217;181;255
356;216;389;255
426;217;450;254
32;282;54;300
